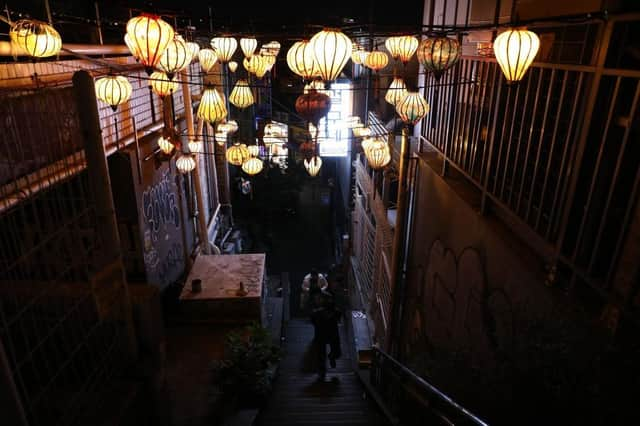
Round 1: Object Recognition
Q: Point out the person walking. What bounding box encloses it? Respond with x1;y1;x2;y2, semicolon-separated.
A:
300;268;328;311
309;285;342;380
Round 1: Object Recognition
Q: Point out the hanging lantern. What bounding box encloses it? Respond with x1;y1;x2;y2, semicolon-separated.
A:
124;33;141;60
351;43;364;64
95;75;132;111
364;140;391;169
126;14;174;73
295;89;331;126
248;145;260;157
226;143;250;166
417;37;461;80
243;54;265;75
262;53;277;70
150;71;178;98
254;55;270;78
176;154;196;173
345;115;362;129
188;139;202;153
396;92;429;125
229;79;255;108
304;156;323;177
242;157;263;175
493;29;540;83
210;37;237;63
385;77;408;106
218;120;239;135
361;136;385;153
10;19;62;58
310;28;352;82
198;49;218;73
158;35;190;78
286;40;318;80
157;136;174;154
385;36;419;63
228;61;238;72
240;37;258;57
186;42;200;60
262;41;281;56
197;88;227;123
352;126;372;138
365;50;389;72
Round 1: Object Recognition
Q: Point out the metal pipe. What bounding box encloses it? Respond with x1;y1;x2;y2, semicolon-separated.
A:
0;42;130;56
387;125;411;355
182;70;210;255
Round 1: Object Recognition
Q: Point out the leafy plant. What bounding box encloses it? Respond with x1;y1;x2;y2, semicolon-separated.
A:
212;323;282;404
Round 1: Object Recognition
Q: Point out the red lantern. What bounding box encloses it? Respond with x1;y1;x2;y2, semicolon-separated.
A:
295;89;331;126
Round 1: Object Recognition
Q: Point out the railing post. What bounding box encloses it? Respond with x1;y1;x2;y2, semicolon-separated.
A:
387;125;411;355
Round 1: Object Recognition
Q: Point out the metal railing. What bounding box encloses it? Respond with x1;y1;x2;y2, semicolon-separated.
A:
371;345;489;426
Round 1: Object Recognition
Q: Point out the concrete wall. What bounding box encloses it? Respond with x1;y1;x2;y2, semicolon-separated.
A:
398;156;639;424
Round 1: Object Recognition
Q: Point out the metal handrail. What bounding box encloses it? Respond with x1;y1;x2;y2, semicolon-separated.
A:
372;345;489;426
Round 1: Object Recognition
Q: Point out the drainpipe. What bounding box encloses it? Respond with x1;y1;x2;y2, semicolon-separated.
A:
181;70;210;254
72;70;137;360
387;125;411;355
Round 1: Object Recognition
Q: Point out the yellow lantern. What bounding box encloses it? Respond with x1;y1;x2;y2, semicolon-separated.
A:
126;14;174;73
310;28;352;82
240;37;258;57
10;19;62;58
352;127;372;138
243;55;265;75
385;36;419;63
150;71;178;98
365;50;389;72
218;120;239;135
176;154;196;174
188;139;202;153
228;61;238;72
417;37;461;80
396;92;429;125
364;140;391;169
361;136;385;152
248;145;260;157
255;55;270;78
124;33;141;60
95;75;132;111
304;156;322;177
210;37;237;62
226;143;250;166
385;77;408;106
229;79;255;109
186;42;200;60
262;41;281;56
286;40;319;80
157;136;174;154
262;53;277;70
351;43;364;64
493;29;540;83
197;88;227;123
198;49;218;73
158;35;190;78
242;157;263;175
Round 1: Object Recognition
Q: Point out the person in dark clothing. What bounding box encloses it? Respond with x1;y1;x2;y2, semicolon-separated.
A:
309;286;342;379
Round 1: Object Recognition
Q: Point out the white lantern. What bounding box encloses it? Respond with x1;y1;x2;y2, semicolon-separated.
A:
176;154;196;173
493;29;540;83
242;157;263;175
197;88;227;123
240;37;258;57
385;36;419;63
385;77;408;106
310;28;352;82
210;37;237;63
95;75;132;111
198;49;218;73
149;71;178;98
396;92;429;125
10;19;62;58
158;35;191;78
304;156;323;177
229;79;255;109
228;61;238;72
125;14;174;73
157;136;174;154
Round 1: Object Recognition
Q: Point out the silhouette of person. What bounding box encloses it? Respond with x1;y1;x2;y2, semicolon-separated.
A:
309;286;341;380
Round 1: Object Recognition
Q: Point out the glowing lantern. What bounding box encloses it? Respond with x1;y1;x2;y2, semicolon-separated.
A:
176;154;196;173
351;43;364;64
126;14;174;73
385;36;419;63
385;77;408;106
10;19;62;58
188;139;202;153
158;35;190;78
229;79;255;108
186;42;200;60
417;37;461;80
218;120;239;135
197;88;227;123
364;140;391;169
345;115;362;129
286;40;318;80
365;50;389;71
310;28;352;82
396;92;429;125
352;127;372;138
295;89;331;126
210;37;237;62
226;143;250;166
95;75;132;111
244;55;265;75
262;53;277;70
262;41;281;56
157;136;174;154
228;61;238;72
124;33;141;60
493;29;540;83
304;156;322;177
150;71;178;98
240;37;258;57
254;55;271;78
242;158;263;175
247;145;260;157
361;136;385;152
198;49;218;73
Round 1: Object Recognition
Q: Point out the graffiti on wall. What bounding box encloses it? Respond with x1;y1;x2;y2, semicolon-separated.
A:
142;169;180;242
405;239;514;372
